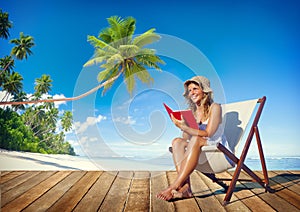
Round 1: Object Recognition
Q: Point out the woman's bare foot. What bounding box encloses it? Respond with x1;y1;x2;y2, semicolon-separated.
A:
156;187;175;201
177;183;193;198
156;184;193;201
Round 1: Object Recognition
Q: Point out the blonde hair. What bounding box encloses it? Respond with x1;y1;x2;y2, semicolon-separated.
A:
184;82;214;121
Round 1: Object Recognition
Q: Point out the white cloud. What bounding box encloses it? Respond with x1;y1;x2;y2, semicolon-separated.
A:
52;94;67;108
25;93;67;108
0;91;13;109
74;115;107;134
113;116;136;125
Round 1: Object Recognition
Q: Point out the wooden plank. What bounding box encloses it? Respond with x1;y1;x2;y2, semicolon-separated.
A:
1;171;11;177
1;171;71;212
23;171;86;212
98;171;133;211
73;171;117;211
280;170;300;182
124;171;150;211
255;171;300;209
1;170;299;211
167;171;200;211
150;171;175;212
0;171;25;184
1;171;54;207
239;171;300;211
47;171;100;212
271;171;300;194
221;171;275;211
244;180;300;211
198;171;251;211
191;171;226;211
1;171;41;193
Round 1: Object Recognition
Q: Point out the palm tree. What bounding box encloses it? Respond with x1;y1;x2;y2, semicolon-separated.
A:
34;74;52;95
0;56;14;73
0;32;35;76
85;15;165;95
1;72;23;101
61;111;73;132
10;32;34;60
0;16;165;106
0;56;14;87
12;91;27;111
0;9;13;39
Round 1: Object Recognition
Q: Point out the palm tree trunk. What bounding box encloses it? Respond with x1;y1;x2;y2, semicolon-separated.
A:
0;69;124;106
0;59;14;76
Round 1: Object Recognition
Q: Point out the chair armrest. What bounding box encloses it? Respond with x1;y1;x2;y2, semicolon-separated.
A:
201;145;220;152
170;145;221;153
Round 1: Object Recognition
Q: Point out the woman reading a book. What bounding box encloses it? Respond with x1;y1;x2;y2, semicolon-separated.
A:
157;76;229;201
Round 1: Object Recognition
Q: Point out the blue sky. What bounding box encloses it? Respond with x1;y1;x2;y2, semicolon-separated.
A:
1;0;300;160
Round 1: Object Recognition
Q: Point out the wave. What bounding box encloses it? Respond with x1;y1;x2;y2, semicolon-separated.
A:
247;156;300;160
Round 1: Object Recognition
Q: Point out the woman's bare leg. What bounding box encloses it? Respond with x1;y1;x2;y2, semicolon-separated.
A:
157;136;206;200
172;138;188;173
171;138;192;196
172;136;206;188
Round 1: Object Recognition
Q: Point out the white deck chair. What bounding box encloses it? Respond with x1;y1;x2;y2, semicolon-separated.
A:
170;96;271;205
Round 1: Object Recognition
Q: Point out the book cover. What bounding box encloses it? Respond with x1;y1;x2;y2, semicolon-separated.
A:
163;103;199;129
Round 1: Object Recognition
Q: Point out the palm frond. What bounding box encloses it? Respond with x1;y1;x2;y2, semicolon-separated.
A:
97;68;113;83
119;44;139;58
106;53;123;67
98;27;113;43
93;48;106;57
133;28;160;48
107;16;124;41
136;53;165;70
121;16;136;39
99;65;120;95
83;56;106;67
137;71;153;84
87;35;118;53
132;64;153;84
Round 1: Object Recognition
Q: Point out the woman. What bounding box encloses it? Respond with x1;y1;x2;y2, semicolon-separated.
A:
157;76;228;201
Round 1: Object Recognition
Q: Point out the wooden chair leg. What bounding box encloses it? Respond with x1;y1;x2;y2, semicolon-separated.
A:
254;127;269;188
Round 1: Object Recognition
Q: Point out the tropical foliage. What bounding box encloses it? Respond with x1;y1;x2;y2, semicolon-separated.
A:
85;15;165;95
0;15;165;105
0;13;164;155
0;10;75;155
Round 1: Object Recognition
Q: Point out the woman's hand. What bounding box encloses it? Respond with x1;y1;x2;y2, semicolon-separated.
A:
171;113;188;130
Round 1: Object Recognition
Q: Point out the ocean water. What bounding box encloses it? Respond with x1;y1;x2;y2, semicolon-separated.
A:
85;155;300;171
245;156;300;171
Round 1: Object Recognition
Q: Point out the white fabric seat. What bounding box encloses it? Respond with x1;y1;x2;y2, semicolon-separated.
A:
196;99;258;173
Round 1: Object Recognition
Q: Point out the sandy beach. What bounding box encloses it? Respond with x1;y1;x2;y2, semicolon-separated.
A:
0;150;100;171
0;149;175;171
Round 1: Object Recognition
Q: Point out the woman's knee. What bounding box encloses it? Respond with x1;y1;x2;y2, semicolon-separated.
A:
172;137;186;148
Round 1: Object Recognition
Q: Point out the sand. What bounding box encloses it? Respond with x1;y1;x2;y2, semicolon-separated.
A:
0;149;175;171
0;150;100;171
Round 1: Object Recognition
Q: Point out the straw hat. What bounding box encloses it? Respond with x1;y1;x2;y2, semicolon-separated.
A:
183;76;213;97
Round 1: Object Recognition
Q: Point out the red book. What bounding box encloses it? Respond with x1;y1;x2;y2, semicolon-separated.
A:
163;103;199;129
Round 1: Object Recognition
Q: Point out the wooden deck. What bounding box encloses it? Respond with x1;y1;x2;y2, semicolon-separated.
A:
1;170;300;211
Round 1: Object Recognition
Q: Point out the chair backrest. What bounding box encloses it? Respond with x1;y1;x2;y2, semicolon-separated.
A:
221;99;258;154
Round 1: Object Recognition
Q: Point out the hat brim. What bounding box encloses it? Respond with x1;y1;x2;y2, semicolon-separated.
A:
184;79;213;93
